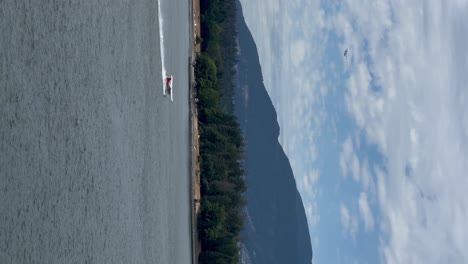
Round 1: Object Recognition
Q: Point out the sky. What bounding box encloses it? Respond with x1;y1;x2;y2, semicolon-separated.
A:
239;0;468;263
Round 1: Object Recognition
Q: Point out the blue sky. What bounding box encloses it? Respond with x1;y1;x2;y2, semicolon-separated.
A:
239;0;468;263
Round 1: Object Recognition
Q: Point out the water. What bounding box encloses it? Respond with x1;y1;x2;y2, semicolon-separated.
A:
0;0;190;263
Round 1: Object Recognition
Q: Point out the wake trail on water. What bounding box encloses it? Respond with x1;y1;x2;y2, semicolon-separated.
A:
158;0;166;87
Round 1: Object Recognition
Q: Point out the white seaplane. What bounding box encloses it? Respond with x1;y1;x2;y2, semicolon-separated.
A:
163;75;174;102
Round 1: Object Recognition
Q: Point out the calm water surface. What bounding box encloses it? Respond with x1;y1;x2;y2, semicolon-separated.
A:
0;0;190;263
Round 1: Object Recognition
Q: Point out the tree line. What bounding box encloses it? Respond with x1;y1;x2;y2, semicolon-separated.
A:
196;0;245;263
199;0;238;113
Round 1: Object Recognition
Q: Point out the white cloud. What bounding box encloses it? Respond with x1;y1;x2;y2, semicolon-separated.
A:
305;199;320;226
339;137;352;178
358;192;374;232
360;160;373;193
340;203;358;239
298;169;320;228
340;203;350;228
339;138;376;194
339;137;360;182
291;39;306;67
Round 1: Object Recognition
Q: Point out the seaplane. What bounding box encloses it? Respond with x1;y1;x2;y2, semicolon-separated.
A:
163;75;174;102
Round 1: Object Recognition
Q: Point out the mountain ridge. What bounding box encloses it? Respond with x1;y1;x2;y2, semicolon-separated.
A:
233;1;313;263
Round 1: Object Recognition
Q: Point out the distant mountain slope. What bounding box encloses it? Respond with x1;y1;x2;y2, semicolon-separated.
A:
234;1;313;263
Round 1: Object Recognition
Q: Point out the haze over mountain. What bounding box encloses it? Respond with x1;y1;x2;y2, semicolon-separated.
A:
234;1;313;263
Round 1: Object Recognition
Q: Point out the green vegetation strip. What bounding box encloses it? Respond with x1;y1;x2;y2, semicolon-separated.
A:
195;0;246;263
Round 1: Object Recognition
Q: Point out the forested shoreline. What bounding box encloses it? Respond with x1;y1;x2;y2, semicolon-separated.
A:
195;0;246;263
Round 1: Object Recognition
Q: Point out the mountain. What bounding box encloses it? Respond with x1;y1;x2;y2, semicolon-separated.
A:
234;1;313;263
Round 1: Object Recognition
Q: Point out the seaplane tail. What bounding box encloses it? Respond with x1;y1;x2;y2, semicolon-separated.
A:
164;75;174;102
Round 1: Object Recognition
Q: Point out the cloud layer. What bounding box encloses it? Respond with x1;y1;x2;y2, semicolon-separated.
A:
334;0;468;263
240;0;468;263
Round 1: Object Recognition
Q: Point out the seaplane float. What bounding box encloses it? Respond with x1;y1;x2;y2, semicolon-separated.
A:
163;75;174;102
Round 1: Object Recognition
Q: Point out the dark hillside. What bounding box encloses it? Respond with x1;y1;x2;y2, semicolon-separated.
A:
234;1;313;263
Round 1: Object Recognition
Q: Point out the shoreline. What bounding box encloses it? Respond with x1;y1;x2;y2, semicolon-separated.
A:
189;0;201;262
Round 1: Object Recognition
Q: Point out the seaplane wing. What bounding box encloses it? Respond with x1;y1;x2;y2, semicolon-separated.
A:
170;77;173;102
